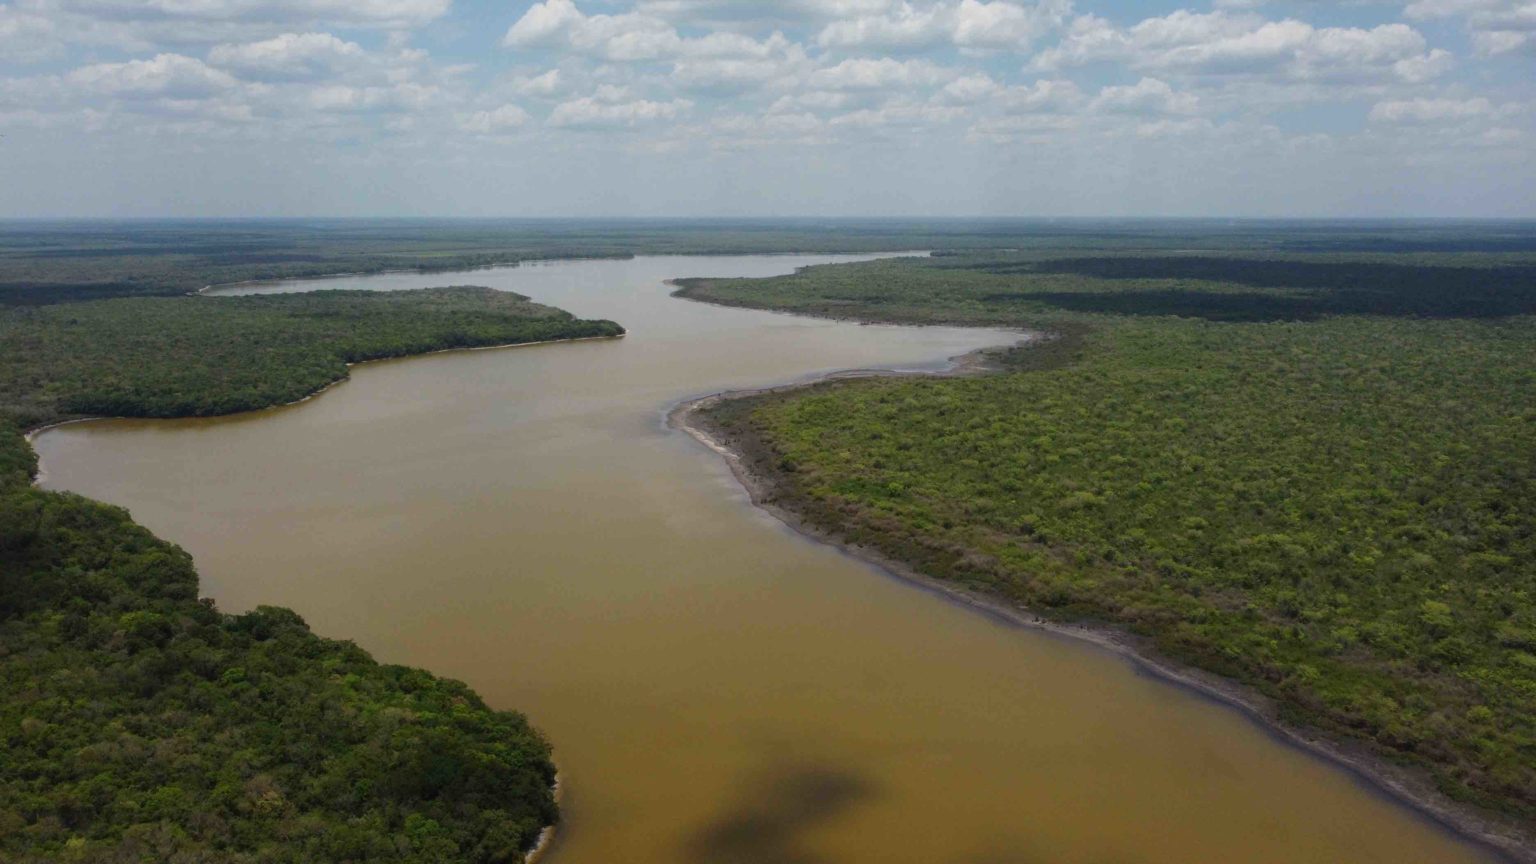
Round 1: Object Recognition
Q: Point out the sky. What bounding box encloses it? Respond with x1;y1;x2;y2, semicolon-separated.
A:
0;0;1531;217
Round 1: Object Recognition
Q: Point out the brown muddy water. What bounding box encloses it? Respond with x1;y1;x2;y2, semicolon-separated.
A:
36;255;1501;864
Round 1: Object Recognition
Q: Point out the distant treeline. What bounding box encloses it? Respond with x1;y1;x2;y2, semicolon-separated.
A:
6;219;1534;305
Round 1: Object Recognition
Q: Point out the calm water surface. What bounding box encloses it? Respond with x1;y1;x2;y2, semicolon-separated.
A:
37;255;1499;864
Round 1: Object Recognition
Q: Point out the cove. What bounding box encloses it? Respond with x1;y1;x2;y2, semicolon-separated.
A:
34;254;1503;864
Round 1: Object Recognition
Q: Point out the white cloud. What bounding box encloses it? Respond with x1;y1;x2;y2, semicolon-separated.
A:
1133;117;1215;138
817;2;950;50
767;90;855;113
939;73;1001;103
816;0;1070;51
1369;96;1493;123
830;97;965;128
67;53;238;99
1407;0;1536;56
1037;10;1449;83
307;81;437;113
504;0;795;62
953;0;1071;50
0;4;57;63
996;78;1083;113
1093;77;1198;115
811;57;954;90
460;103;531;133
512;69;563;97
504;0;588;47
636;0;895;27
672;54;806;93
56;0;451;29
0;0;450;58
208;32;364;81
548;93;692;127
669;33;812;93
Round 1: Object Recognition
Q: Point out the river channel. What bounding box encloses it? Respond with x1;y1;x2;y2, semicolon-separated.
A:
35;254;1500;864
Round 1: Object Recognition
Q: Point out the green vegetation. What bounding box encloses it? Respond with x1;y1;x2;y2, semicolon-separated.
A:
685;251;1536;821
0;458;558;863
0;286;622;428
0;284;625;861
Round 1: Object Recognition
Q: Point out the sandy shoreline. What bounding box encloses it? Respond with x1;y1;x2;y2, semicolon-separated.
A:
666;343;1535;864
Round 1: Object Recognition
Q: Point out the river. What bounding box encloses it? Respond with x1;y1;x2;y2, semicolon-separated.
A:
35;254;1500;864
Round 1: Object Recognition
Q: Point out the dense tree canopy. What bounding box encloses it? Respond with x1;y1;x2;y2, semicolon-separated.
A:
0;286;622;428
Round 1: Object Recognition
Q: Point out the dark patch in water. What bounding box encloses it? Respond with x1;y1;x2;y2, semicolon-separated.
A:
684;765;878;864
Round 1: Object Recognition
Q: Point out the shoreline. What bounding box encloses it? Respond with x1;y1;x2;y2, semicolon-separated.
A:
23;333;625;486
192;254;634;296
193;249;928;297
20;334;586;855
666;344;1534;864
524;770;563;864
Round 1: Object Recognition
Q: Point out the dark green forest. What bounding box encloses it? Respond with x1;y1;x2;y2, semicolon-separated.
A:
0;286;622;427
0;284;625;861
684;251;1536;822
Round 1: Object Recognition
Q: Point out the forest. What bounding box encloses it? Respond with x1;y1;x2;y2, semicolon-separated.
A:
6;218;1534;305
0;282;624;861
684;251;1536;823
0;286;622;428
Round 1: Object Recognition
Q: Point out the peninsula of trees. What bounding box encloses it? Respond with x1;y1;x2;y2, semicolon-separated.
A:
0;282;623;862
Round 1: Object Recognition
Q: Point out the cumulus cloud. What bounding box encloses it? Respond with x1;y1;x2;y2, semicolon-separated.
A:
460;103;531;133
810;57;954;90
1037;10;1450;83
672;52;809;93
0;5;57;63
816;0;1071;51
0;0;451;59
549;91;692;127
829;97;965;128
1406;0;1536;56
307;81;437;113
67;53;238;99
208;32;364;81
511;69;563;97
939;73;1001;103
504;0;796;62
55;0;450;29
1369;96;1493;123
1092;77;1198;115
996;78;1083;113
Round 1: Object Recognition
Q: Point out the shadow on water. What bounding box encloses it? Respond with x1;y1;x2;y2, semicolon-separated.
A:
684;764;879;864
682;758;1139;864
